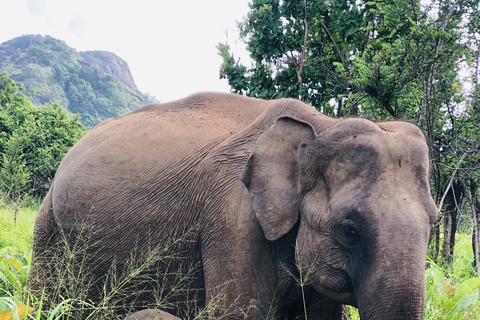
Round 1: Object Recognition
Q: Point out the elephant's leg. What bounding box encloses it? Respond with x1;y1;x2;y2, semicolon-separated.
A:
29;197;58;296
200;182;278;318
201;230;278;318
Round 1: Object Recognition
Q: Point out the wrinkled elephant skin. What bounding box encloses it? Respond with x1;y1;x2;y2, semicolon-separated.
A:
30;93;437;319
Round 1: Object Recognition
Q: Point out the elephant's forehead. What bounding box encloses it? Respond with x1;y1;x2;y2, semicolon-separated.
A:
319;129;429;193
322;126;428;168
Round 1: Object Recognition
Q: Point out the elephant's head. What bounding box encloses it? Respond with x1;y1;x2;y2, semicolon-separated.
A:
240;117;437;320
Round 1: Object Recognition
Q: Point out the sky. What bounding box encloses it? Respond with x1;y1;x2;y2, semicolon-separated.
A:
0;0;252;103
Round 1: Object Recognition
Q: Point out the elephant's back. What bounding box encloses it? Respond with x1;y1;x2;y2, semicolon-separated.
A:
56;93;262;177
75;93;266;163
49;92;328;220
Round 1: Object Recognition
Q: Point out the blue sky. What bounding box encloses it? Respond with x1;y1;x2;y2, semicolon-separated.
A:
0;0;252;102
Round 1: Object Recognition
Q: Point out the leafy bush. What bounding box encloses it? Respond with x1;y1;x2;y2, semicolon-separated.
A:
0;248;30;298
0;296;35;320
424;262;480;319
0;72;86;201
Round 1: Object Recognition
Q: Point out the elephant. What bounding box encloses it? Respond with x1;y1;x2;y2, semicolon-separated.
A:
29;92;437;320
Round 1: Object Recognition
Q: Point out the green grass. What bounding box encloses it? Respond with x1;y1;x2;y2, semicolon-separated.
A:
0;200;36;254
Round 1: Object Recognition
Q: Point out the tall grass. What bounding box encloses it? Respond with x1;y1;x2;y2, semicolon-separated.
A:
0;200;36;254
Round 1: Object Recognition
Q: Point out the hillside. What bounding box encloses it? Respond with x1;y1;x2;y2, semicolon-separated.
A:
0;35;156;128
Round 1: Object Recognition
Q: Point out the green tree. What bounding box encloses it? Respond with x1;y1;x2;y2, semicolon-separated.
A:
1;117;36;221
0;72;86;206
219;0;370;114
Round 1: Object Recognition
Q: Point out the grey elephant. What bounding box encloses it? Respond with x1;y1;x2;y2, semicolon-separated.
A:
29;93;437;319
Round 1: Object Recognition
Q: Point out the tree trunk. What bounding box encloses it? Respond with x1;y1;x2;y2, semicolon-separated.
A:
337;98;343;118
428;164;442;261
472;190;479;276
442;181;462;264
463;179;480;275
429;222;441;261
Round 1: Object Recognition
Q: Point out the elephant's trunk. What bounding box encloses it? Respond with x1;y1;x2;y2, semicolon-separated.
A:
356;263;425;319
355;219;429;320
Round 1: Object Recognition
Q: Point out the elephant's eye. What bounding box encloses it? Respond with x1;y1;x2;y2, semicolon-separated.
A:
337;222;361;248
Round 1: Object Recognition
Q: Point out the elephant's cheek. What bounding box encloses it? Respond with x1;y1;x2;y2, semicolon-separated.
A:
296;224;355;303
295;226;332;286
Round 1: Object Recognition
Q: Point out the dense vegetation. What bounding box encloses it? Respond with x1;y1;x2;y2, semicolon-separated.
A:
219;0;480;272
0;35;156;128
0;72;86;211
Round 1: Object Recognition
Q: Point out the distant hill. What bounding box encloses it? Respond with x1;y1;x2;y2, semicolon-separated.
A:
0;35;157;128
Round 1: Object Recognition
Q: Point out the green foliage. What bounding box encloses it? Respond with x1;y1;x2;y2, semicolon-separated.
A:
219;0;375;112
0;248;31;299
424;234;480;319
0;72;86;200
425;240;480;320
425;262;480;319
0;296;35;320
0;206;79;320
218;0;479;119
1;118;36;210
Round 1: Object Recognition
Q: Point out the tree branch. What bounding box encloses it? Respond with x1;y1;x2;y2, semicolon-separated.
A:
318;18;344;63
438;139;480;214
438;152;468;213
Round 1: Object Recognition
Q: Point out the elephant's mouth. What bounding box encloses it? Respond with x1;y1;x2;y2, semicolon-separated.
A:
336;274;357;307
313;272;358;307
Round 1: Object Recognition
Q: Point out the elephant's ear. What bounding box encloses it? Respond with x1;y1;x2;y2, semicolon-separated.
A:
240;117;316;241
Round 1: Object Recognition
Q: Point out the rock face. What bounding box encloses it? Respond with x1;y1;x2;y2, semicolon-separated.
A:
80;50;138;90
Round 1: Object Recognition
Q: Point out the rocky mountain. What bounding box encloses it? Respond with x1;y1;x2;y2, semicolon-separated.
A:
0;35;156;128
79;50;138;90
